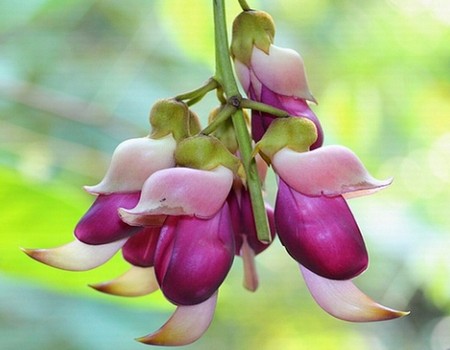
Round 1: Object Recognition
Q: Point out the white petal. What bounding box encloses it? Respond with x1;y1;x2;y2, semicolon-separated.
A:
137;292;218;346
21;238;127;271
301;265;409;322
89;266;159;297
85;135;176;194
251;45;315;102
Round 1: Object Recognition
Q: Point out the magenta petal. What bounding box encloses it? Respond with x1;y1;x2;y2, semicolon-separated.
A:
240;189;275;255
75;193;141;245
154;205;235;305
275;180;368;280
122;226;161;267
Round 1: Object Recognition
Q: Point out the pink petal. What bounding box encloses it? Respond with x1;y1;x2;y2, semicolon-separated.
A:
251;45;315;102
301;265;409;322
119;166;233;222
240;236;259;292
137;292;218;346
272;146;392;198
234;59;251;92
89;266;159;297
85;135;176;194
21;238;126;271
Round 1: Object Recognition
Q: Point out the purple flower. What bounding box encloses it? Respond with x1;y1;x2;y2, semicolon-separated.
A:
154;204;235;306
234;44;323;147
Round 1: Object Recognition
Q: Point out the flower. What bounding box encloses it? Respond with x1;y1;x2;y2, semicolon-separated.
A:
22;99;200;271
22;135;175;271
231;10;323;147
256;117;406;320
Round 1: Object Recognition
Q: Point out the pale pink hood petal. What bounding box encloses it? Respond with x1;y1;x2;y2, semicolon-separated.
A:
85;135;177;194
137;292;218;346
301;266;409;322
234;59;251;92
272;146;392;198
21;238;126;271
251;45;315;102
119;165;233;223
89;266;159;297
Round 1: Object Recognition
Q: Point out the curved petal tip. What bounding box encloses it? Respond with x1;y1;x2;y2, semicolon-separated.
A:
301;266;409;322
21;238;127;271
89;266;159;297
137;292;218;346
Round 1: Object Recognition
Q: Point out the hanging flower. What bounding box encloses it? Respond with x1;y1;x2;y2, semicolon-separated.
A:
231;10;323;147
22;99;200;271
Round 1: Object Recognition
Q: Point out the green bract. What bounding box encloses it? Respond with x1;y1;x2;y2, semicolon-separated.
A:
149;99;201;142
254;117;318;163
231;10;275;65
175;135;242;175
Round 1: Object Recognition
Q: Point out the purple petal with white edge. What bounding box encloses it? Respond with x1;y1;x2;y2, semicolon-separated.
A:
75;192;141;245
251;45;315;102
21;238;127;271
275;180;368;280
89;266;159;297
301;265;410;322
272;146;392;198
155;205;234;305
85;135;176;194
137;292;218;346
119;166;233;221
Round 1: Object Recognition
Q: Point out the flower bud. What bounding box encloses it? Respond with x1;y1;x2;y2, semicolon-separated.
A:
275;180;368;280
154;204;235;305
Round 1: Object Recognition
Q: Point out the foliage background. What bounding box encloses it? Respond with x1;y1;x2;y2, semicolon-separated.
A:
1;0;449;349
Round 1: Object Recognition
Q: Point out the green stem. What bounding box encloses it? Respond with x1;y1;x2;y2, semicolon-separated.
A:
213;0;271;243
200;103;236;135
174;78;218;102
238;0;251;11
241;98;291;118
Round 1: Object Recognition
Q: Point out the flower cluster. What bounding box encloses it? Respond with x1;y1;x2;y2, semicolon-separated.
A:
23;6;408;347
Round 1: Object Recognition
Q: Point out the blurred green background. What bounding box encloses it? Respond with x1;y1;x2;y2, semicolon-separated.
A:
1;0;449;349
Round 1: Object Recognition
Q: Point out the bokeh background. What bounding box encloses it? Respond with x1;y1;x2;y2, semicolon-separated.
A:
1;0;449;349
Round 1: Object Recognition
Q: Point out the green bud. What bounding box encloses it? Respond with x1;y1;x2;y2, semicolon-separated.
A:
175;135;242;176
149;99;201;142
231;10;276;65
208;106;239;154
254;117;318;164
